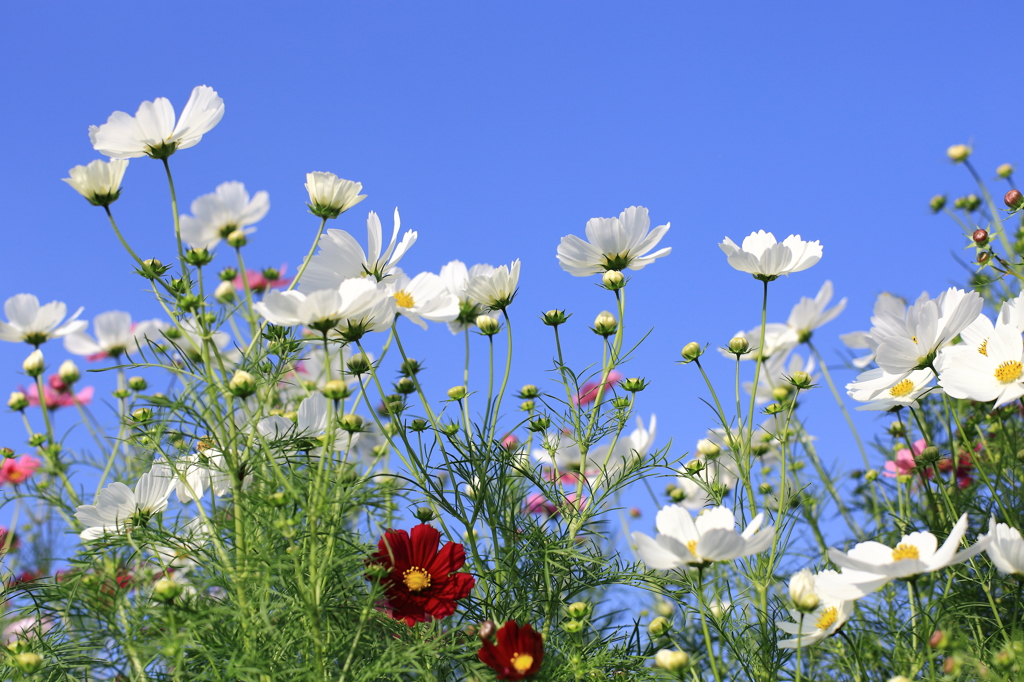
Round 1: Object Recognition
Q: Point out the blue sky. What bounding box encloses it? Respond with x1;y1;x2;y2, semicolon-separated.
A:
1;3;1021;540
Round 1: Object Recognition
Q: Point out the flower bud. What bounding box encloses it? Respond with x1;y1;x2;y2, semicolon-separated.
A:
320;380;348;401
528;416;551;433
887;420;905;436
58;359;80;385
567;601;589;619
399;358;423;376
629;507;641;518
139;258;169;280
728;337;750;355
541;309;569;326
681;342;703;363
864;468;879;482
947;144;971;163
763;403;783;415
788;568;820;612
648;616;671;637
476;315;501;335
917;445;941;466
654;649;690;672
346;353;372;375
226;229;248;248
602;270;625;290
896;473;913;485
929;629;948;649
478;620;497;641
228;370;257;397
128;376;147;392
592;310;618;336
395;377;416;395
669;487;687;503
789;371;813;390
218;266;238;281
654;600;674;617
153;578;183;602
214;280;236;303
520;400;535;411
0;447;13;459
131;407;152;422
447;386;468;401
973;228;989;245
8;391;28;411
184;247;213;267
621;377;648;392
695;438;720;457
439;422;459;436
22;350;44;377
562;619;584;633
413;506;436;522
339;414;364;432
685;459;705;473
771;386;791;401
518;384;539;399
13;651;43;673
998;163;1014;178
1006;189;1024;210
963;194;981;212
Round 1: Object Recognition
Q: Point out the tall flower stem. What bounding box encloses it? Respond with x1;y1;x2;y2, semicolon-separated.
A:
696;569;724;682
487;310;514;443
161;158;191;295
795;614;804;682
287;216;328;292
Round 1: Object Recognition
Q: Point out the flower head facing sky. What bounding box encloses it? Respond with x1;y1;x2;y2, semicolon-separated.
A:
305;172;365;219
0;294;86;346
63;159;129;206
632;504;774;569
719;231;822;281
466;259;521;311
557;205;671;276
301;208;416;290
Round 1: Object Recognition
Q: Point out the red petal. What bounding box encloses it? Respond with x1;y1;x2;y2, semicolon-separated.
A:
409;524;442;568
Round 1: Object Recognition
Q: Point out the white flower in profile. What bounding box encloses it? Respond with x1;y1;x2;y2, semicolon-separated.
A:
589;415;657;482
840;292;907;369
984;517;1024;576
776;570;853;648
531;432;582;470
333;278;397;341
305;172;366;219
719;231;822;281
745;351;817;404
817;513;991;599
179;181;270;251
0;293;86;345
719;323;795;361
632;505;774;570
301;209;416;290
63;311;167;359
785;280;847;344
846;367;938;411
63;158;129;206
170;318;236;364
466;259;521;311
557;206;671;276
256;394;328;440
172;450;231;503
872;288;983;376
384;268;460;330
76;463;175;540
89;85;224;159
938;322;1024;407
438;260;498;333
672;476;715;511
254;288;343;331
338;421;388;464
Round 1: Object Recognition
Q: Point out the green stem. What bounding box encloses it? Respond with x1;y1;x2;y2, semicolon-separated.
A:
161;158;191;295
696;569;724;682
287;216;329;292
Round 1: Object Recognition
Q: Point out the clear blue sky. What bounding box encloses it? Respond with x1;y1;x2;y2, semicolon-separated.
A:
1;2;1019;541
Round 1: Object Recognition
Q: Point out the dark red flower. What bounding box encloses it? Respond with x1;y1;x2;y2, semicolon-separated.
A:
369;524;475;626
478;620;544;680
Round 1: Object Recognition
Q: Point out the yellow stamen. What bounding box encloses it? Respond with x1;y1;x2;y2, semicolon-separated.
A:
888;379;915;398
394;291;415;308
402;567;431;592
891;543;919;561
686;540;698;557
994;360;1023;384
511;653;534;673
814;606;838;630
911;336;918;344
978;339;989;356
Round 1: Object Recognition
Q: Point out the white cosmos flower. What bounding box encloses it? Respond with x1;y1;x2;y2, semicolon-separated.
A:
786;280;847;343
384;268;460;330
254;288;343;331
531;432;583;470
63;311;167;359
938;322;1024;407
301;209;416;290
719;231;822;281
846;367;938;411
89;85;224;159
984;517;1024;576
179;181;269;251
172;450;231;504
438;260;498;333
333;278;397;341
817;513;991;599
840;292;908;369
63;158;129;206
466;259;521;311
76;463;175;540
872;288;983;376
720;323;796;361
151;518;209;571
776;570;853;648
557;205;671;276
0;293;86;345
588;415;656;483
632;505;774;570
281;345;365;398
305;172;366;219
170;318;237;364
745;351;817;404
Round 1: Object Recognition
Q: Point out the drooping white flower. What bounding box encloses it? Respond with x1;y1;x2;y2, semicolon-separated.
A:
76;463;175;540
466;259;521;311
438;260;498;333
817;513;991;599
785;280;847;344
63;158;129;206
90;85;224;159
305;172;366;219
984;517;1024;576
938;322;1024;407
776;570;853;648
719;231;822;281
557;206;671;276
632;505;774;570
301;209;416;290
63;311;167;359
179;182;269;251
0;294;86;345
384;268;460;330
846;367;938;411
333;278;397;341
719;323;796;361
254;288;344;331
840;292;907;369
744;351;817;404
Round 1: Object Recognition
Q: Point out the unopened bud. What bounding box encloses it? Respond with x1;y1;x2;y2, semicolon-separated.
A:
602;270;625;290
728;337;750;355
593;310;618;336
140;258;167;279
528;416;551;433
13;652;43;673
58;359;80;385
654;600;674;617
1006;189;1024;210
519;384;539;398
865;469;879;482
567;601;589;619
929;194;947;213
918;446;941;466
788;568;820;612
346;353;371;375
963;194;981;212
8;391;28;411
153;578;183;602
763;403;784;415
399;358;423;376
0;448;13;459
888;420;905;436
478;620;497;641
184;248;213;267
321;380;350;401
562;619;584;633
997;163;1014;178
973;228;989;245
696;438;720;457
685;459;705;473
22;350;44;377
439;422;459;436
929;629;948;649
339;414;364;432
648;616;671;637
218;267;238;281
947;144;971;163
226;229;248;248
214;280;236;303
476;315;500;335
414;506;436;522
395;377;416;394
447;385;467;401
228;370;257;397
789;371;813;390
654;649;690;672
621;377;648;392
772;386;791;401
681;342;703;363
541;309;568;326
128;376;147;392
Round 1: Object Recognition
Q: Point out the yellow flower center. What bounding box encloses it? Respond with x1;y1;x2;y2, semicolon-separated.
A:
978;339;988;356
891;543;919;561
994;360;1023;384
814;606;838;630
911;336;918;344
888;379;915;398
686;540;698;557
394;291;415;308
511;653;534;673
402;567;431;592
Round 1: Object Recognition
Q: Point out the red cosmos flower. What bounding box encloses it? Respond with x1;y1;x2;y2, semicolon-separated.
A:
370;524;475;626
478;620;544;680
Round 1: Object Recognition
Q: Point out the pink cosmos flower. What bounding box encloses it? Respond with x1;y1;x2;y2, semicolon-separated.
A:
0;455;41;486
523;493;557;517
574;371;622;406
24;375;94;410
883;439;926;478
234;264;292;293
3;615;54;644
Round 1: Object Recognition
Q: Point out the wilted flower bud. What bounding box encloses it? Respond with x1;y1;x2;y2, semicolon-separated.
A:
8;391;28;411
567;601;589;619
789;371;813;390
1006;189;1024;210
929;194;947;213
226;229;248;248
648;616;671;637
13;651;44;673
447;386;468;401
681;342;703;363
788;568;820;612
228;370;257;397
541;309;569;326
214;280;236;303
58;359;80;385
602;270;625;290
864;469;879;482
128;376;147;392
321;380;349;401
654;649;690;672
593;310;618;336
476;315;501;335
621;377;648;392
947;144;971;163
346;353;372;375
153;578;183;602
519;384;539;399
22;350;44;377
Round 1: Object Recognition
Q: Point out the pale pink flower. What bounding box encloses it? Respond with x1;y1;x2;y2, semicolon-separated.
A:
24;375;94;410
575;371;623;406
0;455;41;486
523;493;557;517
883;439;926;478
234;264;292;293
